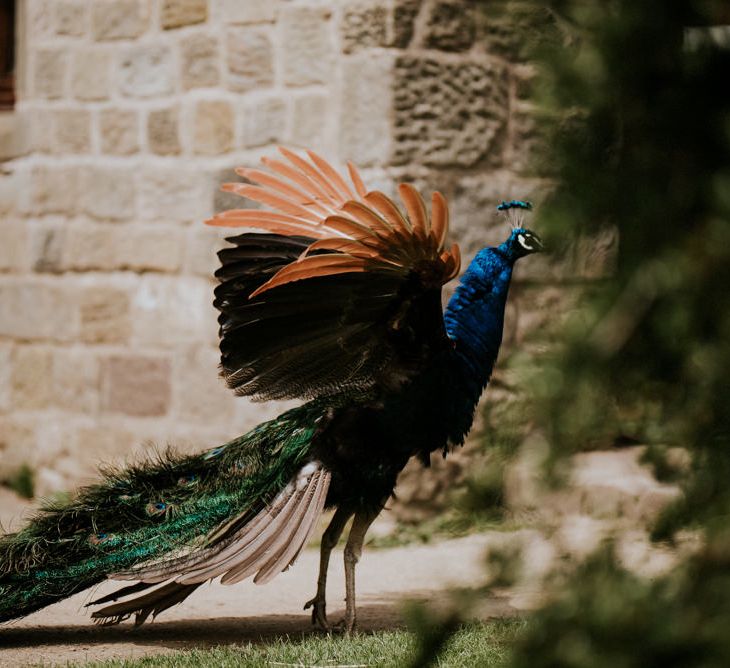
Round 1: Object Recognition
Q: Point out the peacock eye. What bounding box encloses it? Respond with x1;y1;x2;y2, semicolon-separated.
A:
517;234;532;250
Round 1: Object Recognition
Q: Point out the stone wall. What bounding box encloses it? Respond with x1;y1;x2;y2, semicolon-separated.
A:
0;0;606;503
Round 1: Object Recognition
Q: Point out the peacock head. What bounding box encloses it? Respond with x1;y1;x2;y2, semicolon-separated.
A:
496;200;543;261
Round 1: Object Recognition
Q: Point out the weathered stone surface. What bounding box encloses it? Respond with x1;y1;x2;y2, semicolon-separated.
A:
33;49;67;99
53;348;100;414
393;56;508;167
280;6;334;85
119;45;174;98
55;0;87;37
137;167;209;222
64;223;184;273
341;2;387;53
72;48;112;101
0;222;28;272
28;166;81;215
116;225;184;272
130;275;212;345
52;109;92;154
223;0;279;24
0;282;78;341
0;344;11;411
161;0;208;29
392;0;420;48
81;167;136;221
184;224;227;276
181;33;220;89
289;93;328;147
92;0;149;40
226;28;274;92
80;287;131;344
101;355;172;417
74;425;136;468
11;346;54;410
241;94;287;148
339;53;393;165
0;419;37;480
193;100;234;154
423;1;475;52
147;106;181;155
29;223;65;273
173;346;235;424
99;108;139;155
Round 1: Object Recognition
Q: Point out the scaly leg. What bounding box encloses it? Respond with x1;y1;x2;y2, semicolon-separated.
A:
341;505;382;634
304;505;353;631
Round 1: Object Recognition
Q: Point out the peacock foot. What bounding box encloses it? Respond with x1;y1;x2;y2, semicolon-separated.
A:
303;595;329;631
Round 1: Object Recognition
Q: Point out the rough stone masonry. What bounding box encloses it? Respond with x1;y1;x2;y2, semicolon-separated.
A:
0;0;612;514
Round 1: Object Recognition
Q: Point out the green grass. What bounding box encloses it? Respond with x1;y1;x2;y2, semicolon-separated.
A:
65;620;523;668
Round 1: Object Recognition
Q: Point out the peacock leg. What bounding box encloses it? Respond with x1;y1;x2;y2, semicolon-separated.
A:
304;505;353;631
341;505;382;634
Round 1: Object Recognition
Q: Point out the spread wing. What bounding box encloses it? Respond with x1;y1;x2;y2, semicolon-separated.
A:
207;147;461;401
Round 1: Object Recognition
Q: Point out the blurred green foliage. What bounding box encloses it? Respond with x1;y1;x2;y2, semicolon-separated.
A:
496;0;730;665
1;464;35;500
416;0;730;665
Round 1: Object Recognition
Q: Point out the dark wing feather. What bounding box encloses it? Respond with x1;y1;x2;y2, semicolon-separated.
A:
207;148;460;401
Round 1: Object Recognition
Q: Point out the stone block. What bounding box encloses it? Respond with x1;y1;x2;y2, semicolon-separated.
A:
173;346;235;424
101;355;172;417
92;0;149;40
130;275;213;345
226;28;274;92
0;344;11;411
288;93;328;148
161;0;208;29
52;348;100;414
29;223;64;273
99;108;139;155
74;425;136;467
181;33;220;89
241;94;287;148
392;55;509;167
423;1;476;52
341;2;387;53
29;165;81;215
115;224;184;273
52;108;92;154
280;6;334;86
81;167;136;221
392;0;420;48
72;48;112;101
184;224;227;276
137;167;209;222
147;106;181;155
193;99;234;155
339;53;393;165
224;0;279;24
62;224;116;271
55;0;87;37
80;286;131;344
11;345;53;410
25;108;54;153
0;221;28;272
33;48;67;99
0;277;78;341
119;45;174;98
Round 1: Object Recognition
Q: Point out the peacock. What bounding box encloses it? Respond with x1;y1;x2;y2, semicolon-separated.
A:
0;148;542;633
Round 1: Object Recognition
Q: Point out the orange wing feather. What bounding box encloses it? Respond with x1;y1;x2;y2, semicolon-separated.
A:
206;147;461;295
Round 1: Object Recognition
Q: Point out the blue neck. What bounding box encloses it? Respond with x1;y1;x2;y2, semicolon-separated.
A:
443;244;515;443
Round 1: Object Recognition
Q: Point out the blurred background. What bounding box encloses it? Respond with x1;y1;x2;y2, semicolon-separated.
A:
2;1;730;664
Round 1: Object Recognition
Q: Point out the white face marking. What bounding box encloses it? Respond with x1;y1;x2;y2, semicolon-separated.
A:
517;233;533;251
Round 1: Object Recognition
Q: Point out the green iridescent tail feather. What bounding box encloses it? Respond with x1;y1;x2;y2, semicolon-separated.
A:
0;403;322;624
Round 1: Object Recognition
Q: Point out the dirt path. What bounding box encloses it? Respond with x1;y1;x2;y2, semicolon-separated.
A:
0;532;533;667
